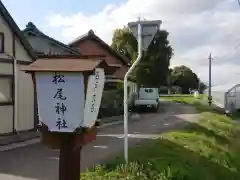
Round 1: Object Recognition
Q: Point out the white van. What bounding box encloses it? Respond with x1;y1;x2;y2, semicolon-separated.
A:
134;88;159;112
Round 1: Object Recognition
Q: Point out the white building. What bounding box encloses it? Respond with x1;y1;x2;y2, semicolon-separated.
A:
0;1;35;134
204;83;240;112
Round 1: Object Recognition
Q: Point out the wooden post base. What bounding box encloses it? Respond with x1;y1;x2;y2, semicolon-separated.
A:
38;125;97;180
59;135;82;180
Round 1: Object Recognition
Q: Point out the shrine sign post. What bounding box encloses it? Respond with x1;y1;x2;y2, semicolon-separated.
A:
22;58;106;180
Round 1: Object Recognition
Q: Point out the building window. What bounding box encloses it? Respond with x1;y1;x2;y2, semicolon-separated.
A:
228;92;236;97
0;75;13;105
228;89;236;97
0;32;4;53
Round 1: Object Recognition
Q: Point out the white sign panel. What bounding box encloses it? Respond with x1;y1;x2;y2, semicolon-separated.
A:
35;72;85;132
83;68;105;127
128;20;162;50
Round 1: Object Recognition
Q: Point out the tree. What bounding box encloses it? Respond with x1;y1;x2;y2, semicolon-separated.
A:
199;82;207;94
167;68;173;86
111;27;137;62
111;28;173;87
170;65;200;93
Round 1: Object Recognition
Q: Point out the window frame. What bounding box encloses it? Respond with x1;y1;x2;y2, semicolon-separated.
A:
0;32;5;53
228;91;236;97
144;88;153;93
0;74;13;106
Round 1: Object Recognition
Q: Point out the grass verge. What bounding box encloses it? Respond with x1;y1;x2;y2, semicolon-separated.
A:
161;94;240;120
160;94;222;113
81;96;240;180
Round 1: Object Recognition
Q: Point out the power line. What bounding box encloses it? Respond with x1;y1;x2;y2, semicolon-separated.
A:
213;41;240;61
233;41;240;51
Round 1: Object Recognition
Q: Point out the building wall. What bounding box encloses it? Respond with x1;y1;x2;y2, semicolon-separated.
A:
128;81;137;106
73;39;124;66
0;14;14;134
0;14;34;134
17;65;34;131
128;81;137;96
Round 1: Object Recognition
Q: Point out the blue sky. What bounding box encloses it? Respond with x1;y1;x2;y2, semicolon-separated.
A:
1;0;127;46
2;0;125;29
2;0;240;85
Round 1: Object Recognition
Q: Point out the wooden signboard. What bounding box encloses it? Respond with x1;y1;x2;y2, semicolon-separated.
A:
35;72;85;132
21;58;107;180
83;68;105;127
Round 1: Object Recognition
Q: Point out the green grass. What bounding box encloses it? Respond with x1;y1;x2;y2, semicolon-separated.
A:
161;94;213;112
81;96;240;180
160;94;204;103
160;94;195;97
162;94;240;120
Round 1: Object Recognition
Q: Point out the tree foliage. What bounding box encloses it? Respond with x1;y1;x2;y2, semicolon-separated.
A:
170;65;200;93
111;27;137;62
199;82;207;94
111;27;173;87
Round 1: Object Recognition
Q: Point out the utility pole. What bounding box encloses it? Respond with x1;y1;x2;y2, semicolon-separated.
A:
208;53;212;106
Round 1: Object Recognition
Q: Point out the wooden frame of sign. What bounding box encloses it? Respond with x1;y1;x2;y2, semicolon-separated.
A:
21;58;108;180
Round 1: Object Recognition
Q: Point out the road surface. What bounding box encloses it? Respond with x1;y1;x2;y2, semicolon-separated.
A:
0;102;197;180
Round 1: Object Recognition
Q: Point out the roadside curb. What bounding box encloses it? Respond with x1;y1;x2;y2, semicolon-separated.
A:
0;138;40;152
0;132;39;147
0;114;138;147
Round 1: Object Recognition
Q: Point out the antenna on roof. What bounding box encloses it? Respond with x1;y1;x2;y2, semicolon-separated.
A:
26;22;36;29
88;29;94;35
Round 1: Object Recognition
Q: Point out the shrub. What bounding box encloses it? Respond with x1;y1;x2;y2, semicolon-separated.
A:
98;89;124;118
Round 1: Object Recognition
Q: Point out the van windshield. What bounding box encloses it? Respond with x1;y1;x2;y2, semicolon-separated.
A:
139;88;157;99
145;88;153;93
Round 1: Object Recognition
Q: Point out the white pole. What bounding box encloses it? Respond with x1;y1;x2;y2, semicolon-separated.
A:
123;22;142;163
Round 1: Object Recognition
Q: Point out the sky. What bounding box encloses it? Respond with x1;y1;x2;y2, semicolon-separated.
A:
2;0;240;86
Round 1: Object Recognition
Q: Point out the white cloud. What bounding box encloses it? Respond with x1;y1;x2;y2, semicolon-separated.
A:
47;0;240;86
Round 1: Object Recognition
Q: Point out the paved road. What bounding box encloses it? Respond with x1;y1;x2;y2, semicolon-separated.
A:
0;102;197;180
